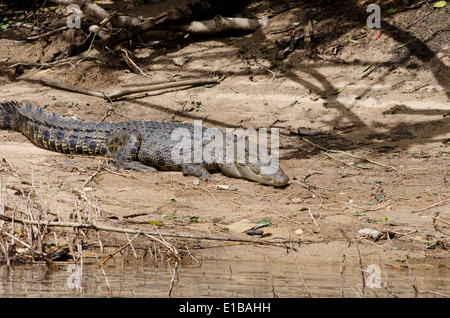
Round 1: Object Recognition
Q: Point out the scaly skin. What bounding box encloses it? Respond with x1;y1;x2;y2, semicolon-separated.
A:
0;101;289;186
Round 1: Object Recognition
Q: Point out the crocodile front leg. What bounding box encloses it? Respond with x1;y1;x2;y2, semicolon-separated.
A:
106;131;156;173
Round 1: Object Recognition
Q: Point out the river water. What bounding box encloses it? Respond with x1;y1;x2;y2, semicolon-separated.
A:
0;259;448;298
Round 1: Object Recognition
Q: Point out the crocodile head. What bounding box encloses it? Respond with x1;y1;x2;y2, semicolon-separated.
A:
218;161;289;187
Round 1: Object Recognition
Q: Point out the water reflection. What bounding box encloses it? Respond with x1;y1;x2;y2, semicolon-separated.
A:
0;259;448;297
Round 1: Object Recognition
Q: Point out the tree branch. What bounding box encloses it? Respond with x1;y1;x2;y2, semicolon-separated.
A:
169;16;267;34
0;213;290;245
41;78;219;100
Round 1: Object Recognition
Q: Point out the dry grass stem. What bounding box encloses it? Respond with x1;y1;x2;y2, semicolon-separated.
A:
301;137;398;171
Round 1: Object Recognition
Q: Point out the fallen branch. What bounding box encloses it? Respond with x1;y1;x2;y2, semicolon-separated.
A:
42;78;219;100
108;78;219;99
170;16;267;34
275;29;305;60
1;229;47;256
96;0;231;47
0;213;298;245
49;0;145;29
0;55;96;70
42;78;104;98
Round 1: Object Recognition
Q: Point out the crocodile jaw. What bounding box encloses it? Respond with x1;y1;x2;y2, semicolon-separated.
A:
236;164;289;187
219;162;289;187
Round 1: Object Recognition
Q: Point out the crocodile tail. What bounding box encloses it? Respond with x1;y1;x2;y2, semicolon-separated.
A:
0;101;20;130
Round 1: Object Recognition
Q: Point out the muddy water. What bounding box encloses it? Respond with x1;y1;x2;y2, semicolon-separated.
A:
0;259;448;298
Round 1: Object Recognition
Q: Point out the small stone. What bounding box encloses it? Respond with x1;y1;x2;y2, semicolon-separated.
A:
358;228;383;240
291;198;303;203
173;56;190;66
246;230;263;236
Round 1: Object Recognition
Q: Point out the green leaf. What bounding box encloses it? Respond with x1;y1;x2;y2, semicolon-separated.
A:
161;214;180;219
58;241;69;247
312;93;326;101
147;220;162;226
189;216;201;223
0;17;11;30
239;45;248;54
386;8;397;14
333;84;348;94
433;1;447;8
348;39;360;43
170;195;177;201
357;164;373;170
254;219;271;229
360;64;372;73
397;39;413;48
311;19;318;24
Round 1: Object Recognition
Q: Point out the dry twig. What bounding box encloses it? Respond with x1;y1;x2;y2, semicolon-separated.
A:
301;137;398;171
412;198;450;213
26;26;69;40
0;229;46;256
0;56;96;70
101;232;140;265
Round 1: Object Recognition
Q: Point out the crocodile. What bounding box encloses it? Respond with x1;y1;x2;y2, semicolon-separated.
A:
0;101;289;186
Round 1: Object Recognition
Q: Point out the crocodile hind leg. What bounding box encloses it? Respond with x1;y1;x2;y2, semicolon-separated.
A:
106;131;156;173
181;163;215;181
118;160;157;172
